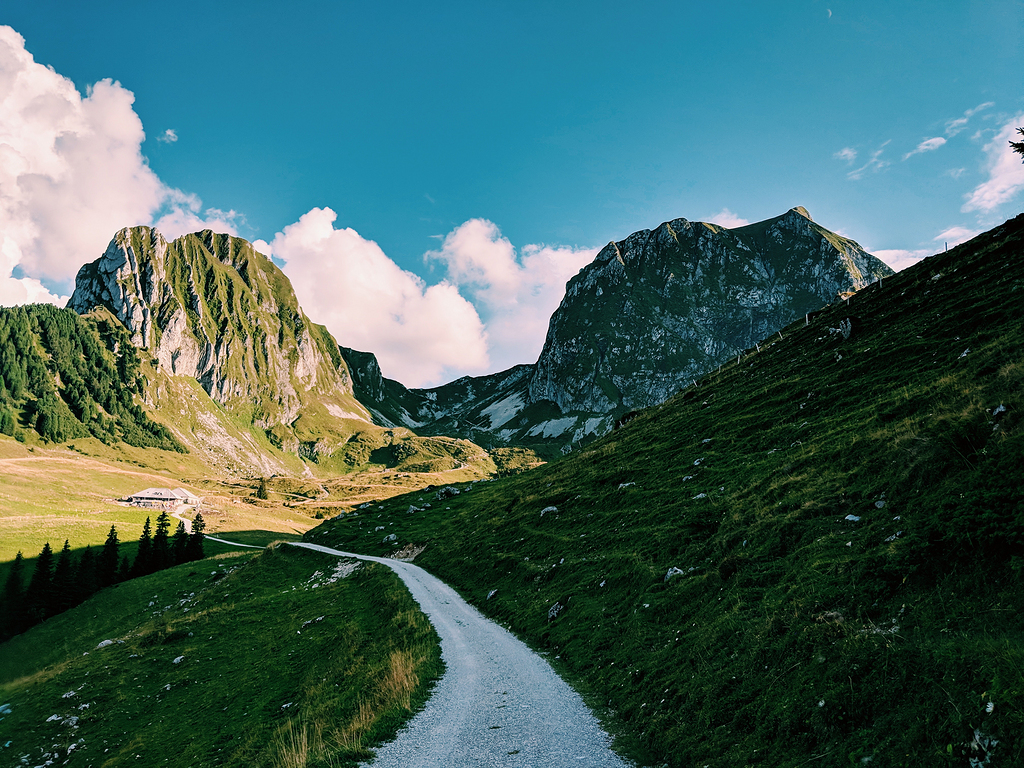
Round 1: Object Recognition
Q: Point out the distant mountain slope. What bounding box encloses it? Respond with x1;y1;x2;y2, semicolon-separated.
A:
67;228;494;479
0;303;181;451
343;208;893;456
311;212;1024;767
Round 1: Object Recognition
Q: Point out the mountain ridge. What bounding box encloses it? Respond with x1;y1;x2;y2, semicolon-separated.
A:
342;207;893;456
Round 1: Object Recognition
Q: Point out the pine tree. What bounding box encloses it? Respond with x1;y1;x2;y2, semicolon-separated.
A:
171;520;189;565
99;525;120;588
51;540;75;616
25;542;54;622
1012;127;1024;160
75;545;97;605
1;551;26;639
117;555;131;582
132;517;153;577
152;511;171;571
186;512;206;562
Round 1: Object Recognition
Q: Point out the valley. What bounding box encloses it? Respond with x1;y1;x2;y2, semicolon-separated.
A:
1;209;1021;767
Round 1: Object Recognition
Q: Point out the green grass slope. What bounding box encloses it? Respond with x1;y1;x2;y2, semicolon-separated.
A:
0;546;441;768
307;214;1024;767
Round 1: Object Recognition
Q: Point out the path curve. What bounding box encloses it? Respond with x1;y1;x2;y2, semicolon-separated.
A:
288;541;632;768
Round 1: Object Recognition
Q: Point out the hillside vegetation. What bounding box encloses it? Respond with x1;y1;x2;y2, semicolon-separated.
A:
0;305;181;451
308;214;1024;766
0;545;441;768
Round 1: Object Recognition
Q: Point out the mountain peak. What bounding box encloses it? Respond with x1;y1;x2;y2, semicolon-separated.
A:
788;205;812;220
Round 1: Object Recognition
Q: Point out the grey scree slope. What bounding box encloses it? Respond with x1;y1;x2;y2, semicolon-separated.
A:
290;542;633;768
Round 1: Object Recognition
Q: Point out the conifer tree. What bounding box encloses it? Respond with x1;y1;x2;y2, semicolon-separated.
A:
1;551;26;639
153;510;171;571
117;555;131;582
1012;127;1024;160
132;517;153;577
186;512;206;562
256;477;269;500
171;520;189;565
99;525;120;588
51;540;75;616
75;545;97;605
25;542;54;622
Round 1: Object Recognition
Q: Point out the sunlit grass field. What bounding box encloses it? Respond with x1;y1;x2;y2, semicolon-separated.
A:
0;545;442;767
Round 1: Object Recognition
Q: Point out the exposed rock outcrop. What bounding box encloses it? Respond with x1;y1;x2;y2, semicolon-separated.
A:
69;226;358;431
342;208;893;456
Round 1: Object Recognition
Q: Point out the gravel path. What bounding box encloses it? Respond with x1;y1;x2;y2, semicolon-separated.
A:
289;541;633;768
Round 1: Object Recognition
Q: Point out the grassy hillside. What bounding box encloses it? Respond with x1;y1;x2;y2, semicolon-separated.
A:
0;545;441;768
307;214;1024;766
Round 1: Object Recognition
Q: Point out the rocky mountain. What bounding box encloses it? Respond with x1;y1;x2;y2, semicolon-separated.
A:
342;208;894;456
62;208;891;470
68;227;492;477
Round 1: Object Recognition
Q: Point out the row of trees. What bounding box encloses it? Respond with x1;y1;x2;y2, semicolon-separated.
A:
0;511;205;641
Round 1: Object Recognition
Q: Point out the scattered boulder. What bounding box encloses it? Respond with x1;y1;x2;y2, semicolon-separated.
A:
664;567;686;582
436;486;461;500
487;589;498;600
406;505;422;514
548;601;565;620
618;482;636;490
540;506;557;516
382;533;398;543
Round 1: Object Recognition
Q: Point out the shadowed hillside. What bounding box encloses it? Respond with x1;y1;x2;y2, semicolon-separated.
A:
309;213;1024;766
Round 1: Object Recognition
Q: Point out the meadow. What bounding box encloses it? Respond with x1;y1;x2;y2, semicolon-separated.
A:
0;545;442;767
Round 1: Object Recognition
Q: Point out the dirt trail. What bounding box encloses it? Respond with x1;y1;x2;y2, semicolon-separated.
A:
289;542;631;768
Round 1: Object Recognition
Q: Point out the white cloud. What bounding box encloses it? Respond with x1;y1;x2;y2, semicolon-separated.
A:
933;226;982;247
847;141;890;180
872;249;931;272
263;208;490;387
153;191;243;240
425;219;597;372
903;136;946;160
833;147;857;164
962;113;1024;213
945;102;994;137
157;128;178;143
0;25;238;304
707;209;750;228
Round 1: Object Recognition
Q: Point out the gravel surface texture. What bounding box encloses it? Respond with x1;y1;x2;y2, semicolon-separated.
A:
289;542;633;768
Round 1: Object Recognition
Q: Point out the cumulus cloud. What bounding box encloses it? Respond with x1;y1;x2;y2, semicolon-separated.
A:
903;136;947;160
425;219;597;373
261;208;490;387
153;191;243;240
707;209;750;228
833;147;857;164
847;141;890;180
0;25;237;305
962;113;1024;213
157;128;178;143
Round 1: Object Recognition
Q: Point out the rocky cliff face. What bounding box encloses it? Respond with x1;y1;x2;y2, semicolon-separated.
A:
68;227;380;468
527;207;892;414
69;227;357;425
343;208;894;457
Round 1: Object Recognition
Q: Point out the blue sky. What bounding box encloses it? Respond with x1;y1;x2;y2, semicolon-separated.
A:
1;1;1023;385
